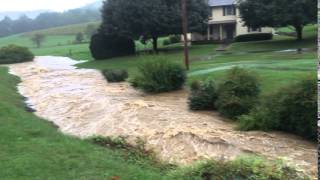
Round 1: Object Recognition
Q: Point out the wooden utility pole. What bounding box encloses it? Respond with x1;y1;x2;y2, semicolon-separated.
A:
181;0;190;70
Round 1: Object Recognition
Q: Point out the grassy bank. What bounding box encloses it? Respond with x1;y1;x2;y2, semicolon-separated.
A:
0;67;170;179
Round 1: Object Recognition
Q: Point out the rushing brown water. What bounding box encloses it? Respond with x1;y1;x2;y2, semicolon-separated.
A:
9;56;317;178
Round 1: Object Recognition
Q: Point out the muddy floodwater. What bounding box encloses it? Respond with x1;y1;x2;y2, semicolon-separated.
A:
9;56;317;178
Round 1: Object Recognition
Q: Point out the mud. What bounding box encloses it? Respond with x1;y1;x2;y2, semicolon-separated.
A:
9;56;317;178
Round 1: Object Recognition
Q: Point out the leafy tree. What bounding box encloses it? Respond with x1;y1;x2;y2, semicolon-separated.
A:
238;0;317;41
11;15;33;34
100;0;209;52
31;34;45;48
0;16;13;37
75;32;84;43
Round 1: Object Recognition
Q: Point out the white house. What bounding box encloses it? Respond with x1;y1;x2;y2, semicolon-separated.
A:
190;0;273;42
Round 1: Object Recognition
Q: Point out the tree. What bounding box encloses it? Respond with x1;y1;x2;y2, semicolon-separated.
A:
75;32;84;43
90;33;135;60
0;16;13;37
100;0;209;52
11;15;33;34
238;0;317;41
31;34;45;48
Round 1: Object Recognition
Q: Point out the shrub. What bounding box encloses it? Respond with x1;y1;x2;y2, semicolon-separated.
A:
163;39;171;46
168;35;181;44
169;156;307;180
188;80;218;110
216;67;260;119
130;58;186;93
234;33;273;42
238;77;317;141
102;69;128;82
191;40;216;45
75;32;84;43
163;35;181;46
0;45;34;64
90;33;135;60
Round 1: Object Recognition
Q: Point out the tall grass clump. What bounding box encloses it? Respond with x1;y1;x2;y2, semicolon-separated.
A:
169;156;308;180
0;44;34;64
188;80;218;110
215;67;260;119
239;76;317;141
130;57;186;93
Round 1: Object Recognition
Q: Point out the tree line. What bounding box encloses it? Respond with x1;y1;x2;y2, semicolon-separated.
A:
0;8;100;37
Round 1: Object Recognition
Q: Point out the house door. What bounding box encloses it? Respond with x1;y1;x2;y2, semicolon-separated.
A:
224;24;235;40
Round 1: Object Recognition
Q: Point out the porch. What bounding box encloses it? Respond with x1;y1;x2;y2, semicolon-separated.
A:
207;22;236;41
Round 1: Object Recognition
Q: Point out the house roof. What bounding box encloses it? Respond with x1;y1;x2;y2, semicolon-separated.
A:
208;0;236;7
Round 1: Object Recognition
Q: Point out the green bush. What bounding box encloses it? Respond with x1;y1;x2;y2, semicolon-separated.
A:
102;69;128;82
163;39;171;46
168;35;181;44
188;80;218;110
0;45;34;64
216;68;260;119
163;35;181;46
130;58;186;93
238;77;317;141
235;33;273;42
191;40;216;45
90;33;135;60
169;156;307;180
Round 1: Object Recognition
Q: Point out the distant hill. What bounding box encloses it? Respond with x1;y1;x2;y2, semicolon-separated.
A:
0;0;103;20
0;10;49;20
0;0;103;37
24;21;100;36
82;0;104;10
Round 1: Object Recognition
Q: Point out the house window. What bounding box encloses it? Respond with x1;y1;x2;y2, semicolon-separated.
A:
223;6;235;16
248;27;262;32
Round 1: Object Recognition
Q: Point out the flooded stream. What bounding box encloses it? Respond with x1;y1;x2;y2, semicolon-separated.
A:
9;56;317;178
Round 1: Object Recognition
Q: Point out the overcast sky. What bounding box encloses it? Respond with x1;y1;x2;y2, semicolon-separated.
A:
0;0;98;12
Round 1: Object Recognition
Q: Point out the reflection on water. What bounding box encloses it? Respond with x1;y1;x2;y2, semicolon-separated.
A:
9;56;317;178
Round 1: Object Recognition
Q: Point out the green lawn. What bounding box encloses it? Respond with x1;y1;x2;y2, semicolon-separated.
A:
0;24;316;94
77;25;317;94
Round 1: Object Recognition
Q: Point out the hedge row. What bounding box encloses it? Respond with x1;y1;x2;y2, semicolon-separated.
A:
0;45;34;64
235;33;273;42
188;68;260;119
238;76;317;141
188;68;316;141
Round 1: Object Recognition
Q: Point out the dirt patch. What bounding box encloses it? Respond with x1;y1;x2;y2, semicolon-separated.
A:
9;56;317;178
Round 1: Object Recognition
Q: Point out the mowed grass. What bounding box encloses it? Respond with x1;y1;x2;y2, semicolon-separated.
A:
0;67;172;179
0;24;316;94
77;25;317;94
229;25;317;52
